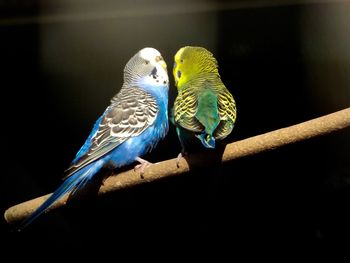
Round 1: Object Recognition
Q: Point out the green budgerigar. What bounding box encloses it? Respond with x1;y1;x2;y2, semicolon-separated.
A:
172;46;236;163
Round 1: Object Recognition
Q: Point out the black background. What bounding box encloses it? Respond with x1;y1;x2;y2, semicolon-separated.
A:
1;0;350;259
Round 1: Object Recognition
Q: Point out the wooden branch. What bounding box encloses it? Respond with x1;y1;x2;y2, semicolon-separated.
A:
4;107;350;225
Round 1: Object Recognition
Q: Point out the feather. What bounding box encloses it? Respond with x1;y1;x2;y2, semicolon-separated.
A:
17;47;169;230
173;46;236;152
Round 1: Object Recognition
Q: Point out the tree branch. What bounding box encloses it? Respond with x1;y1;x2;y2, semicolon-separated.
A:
4;107;350;225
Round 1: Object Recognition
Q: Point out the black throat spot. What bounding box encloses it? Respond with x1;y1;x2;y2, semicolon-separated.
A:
150;67;157;77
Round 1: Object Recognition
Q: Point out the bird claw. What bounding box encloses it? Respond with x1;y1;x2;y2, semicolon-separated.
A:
101;175;108;186
176;151;188;168
134;157;152;179
176;152;183;168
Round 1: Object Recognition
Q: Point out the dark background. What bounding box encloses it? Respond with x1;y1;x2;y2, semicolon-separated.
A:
1;0;350;258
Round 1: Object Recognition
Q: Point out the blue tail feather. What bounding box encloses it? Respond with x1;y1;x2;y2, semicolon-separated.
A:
17;160;104;231
196;133;216;149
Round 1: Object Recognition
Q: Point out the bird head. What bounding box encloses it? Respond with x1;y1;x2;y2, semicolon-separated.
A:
123;47;169;88
173;46;219;89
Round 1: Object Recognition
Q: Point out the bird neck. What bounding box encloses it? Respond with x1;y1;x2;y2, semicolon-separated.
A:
177;72;220;91
141;83;169;108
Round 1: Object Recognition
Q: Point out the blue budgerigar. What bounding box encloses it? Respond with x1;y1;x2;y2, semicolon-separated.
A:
18;47;169;231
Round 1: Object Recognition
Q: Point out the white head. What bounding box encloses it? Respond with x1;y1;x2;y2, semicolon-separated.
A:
123;47;168;89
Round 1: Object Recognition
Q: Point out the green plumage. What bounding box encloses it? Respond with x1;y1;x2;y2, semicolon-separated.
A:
172;46;236;153
196;88;220;135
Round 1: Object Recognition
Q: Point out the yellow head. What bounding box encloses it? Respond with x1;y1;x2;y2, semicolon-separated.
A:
173;46;219;88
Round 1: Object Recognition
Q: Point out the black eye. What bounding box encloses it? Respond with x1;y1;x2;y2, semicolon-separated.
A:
177;70;181;78
180;59;184;63
144;60;150;65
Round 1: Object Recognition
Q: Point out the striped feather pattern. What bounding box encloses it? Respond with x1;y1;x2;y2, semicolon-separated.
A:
65;87;158;178
174;73;236;140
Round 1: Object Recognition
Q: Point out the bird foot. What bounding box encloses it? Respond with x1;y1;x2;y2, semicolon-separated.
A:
101;174;110;186
176;152;188;168
176;153;182;168
134;157;152;179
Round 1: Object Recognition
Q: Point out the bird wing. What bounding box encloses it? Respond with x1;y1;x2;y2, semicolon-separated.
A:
214;87;237;140
64;87;158;179
174;85;204;132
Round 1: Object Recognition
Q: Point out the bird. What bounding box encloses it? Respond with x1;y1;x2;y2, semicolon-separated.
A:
17;47;169;231
172;46;236;165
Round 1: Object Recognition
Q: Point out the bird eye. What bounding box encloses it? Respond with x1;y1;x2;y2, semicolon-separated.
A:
180;59;184;63
177;70;181;78
144;60;150;65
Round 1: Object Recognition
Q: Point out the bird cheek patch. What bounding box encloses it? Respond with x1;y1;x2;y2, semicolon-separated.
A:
177;70;182;78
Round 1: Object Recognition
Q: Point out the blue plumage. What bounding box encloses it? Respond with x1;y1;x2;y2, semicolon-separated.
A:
17;47;169;231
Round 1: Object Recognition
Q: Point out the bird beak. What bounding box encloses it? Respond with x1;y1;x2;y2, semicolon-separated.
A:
156;56;167;70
